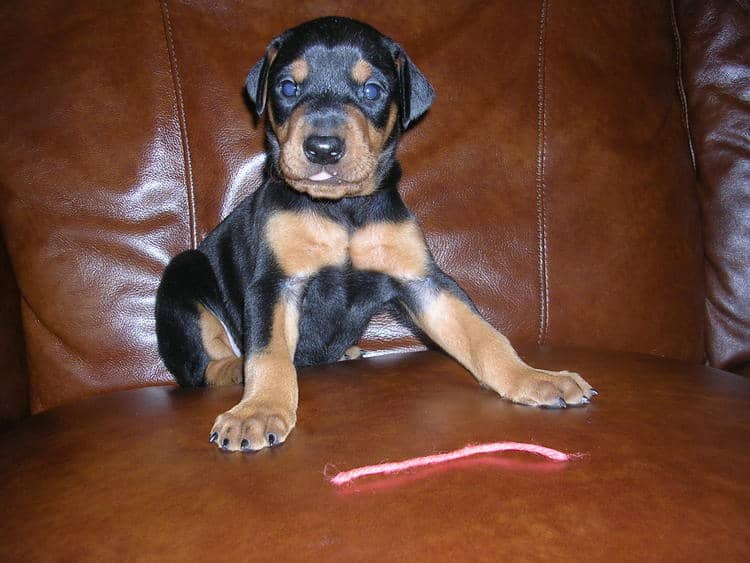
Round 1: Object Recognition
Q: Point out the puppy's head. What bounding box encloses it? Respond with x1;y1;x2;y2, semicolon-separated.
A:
245;17;434;199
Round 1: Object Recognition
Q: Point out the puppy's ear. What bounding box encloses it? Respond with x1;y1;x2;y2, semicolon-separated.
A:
245;42;279;116
394;48;435;129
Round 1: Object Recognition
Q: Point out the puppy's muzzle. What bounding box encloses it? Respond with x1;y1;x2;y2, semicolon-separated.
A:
303;135;346;165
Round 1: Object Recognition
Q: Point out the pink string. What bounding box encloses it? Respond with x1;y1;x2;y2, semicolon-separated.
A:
329;441;574;486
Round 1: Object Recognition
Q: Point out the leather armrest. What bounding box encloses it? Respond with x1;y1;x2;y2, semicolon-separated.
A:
677;0;750;371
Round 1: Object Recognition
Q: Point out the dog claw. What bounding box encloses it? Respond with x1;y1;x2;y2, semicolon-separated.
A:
589;388;599;397
209;432;218;444
241;439;250;451
267;433;277;446
221;438;229;449
540;398;567;409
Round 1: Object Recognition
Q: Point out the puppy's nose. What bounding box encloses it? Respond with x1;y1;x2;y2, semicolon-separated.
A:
303;135;345;165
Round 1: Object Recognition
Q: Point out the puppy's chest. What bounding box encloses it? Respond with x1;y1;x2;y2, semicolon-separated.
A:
265;211;428;280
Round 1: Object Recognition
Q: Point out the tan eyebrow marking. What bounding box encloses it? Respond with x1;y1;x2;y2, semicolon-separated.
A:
289;58;309;83
351;59;373;84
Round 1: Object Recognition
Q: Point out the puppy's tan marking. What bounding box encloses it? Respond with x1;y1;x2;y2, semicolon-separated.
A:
271;101;308;146
205;357;243;386
350;220;429;279
367;103;399;151
265;211;349;277
415;293;522;377
334;103;398;196
412;292;593;406
289;57;309;83
340;345;363;361
351;59;373;84
197;304;242;385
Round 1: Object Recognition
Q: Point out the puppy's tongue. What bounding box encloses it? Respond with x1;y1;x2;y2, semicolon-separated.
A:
309;170;333;182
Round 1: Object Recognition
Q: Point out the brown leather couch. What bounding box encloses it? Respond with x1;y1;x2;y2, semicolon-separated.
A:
1;1;748;560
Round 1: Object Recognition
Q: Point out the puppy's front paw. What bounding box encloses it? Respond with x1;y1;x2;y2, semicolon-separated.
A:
504;368;596;408
209;401;296;452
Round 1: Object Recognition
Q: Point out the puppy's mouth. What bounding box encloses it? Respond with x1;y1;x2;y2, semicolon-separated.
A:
280;161;376;199
286;172;369;199
307;167;339;183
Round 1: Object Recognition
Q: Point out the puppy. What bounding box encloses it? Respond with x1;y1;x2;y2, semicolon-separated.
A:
155;16;595;452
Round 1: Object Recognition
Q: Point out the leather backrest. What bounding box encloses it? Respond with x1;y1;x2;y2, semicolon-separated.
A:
0;1;704;412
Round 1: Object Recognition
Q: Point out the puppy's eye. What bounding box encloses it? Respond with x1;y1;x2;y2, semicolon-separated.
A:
280;79;298;98
363;82;382;101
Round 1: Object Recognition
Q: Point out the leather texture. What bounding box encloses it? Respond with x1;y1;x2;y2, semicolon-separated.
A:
1;348;748;560
0;1;187;413
677;0;750;373
0;1;718;413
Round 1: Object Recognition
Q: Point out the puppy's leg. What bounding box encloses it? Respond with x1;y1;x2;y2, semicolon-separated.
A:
340;346;364;361
209;282;301;451
156;250;240;387
197;304;242;386
403;277;595;407
351;217;594;407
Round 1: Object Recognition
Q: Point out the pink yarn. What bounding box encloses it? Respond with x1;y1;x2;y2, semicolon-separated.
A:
329;441;574;486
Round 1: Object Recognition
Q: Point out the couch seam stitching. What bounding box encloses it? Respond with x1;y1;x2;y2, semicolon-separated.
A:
669;0;697;173
535;0;550;347
670;0;705;366
159;0;198;249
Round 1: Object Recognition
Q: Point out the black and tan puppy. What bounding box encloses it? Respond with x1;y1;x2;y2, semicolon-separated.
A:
155;17;595;452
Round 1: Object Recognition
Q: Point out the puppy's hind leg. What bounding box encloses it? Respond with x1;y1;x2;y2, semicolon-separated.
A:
340;345;364;361
155;250;241;387
197;303;243;386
